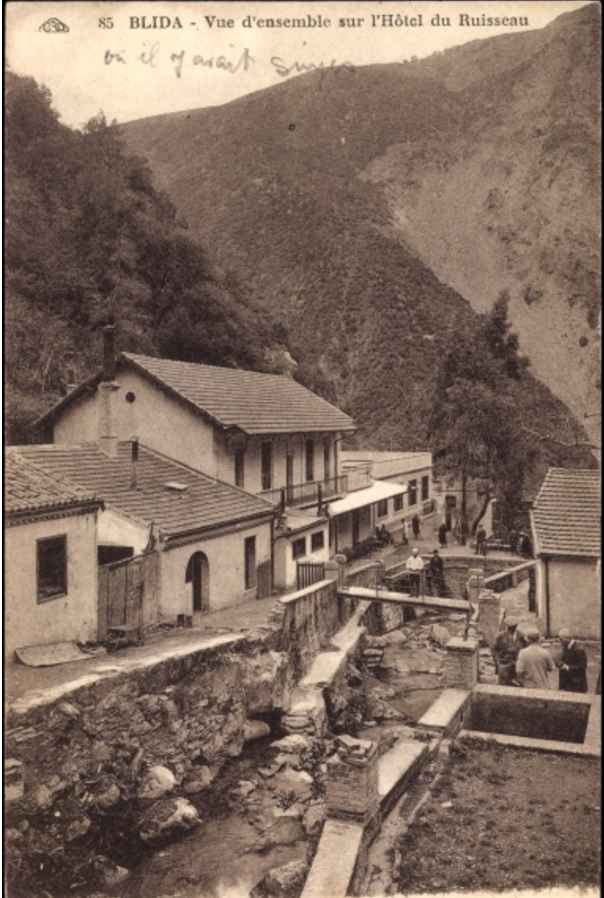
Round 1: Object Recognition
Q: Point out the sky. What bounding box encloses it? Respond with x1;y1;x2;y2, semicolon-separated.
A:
5;0;592;127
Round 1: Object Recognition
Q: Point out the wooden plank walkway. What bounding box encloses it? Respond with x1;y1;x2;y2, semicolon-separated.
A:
338;585;471;613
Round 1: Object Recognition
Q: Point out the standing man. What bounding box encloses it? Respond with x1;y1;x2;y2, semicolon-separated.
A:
476;525;487;556
557;628;588;693
428;549;445;596
405;547;425;598
516;627;555;689
493;617;520;685
438;522;448;547
412;514;421;539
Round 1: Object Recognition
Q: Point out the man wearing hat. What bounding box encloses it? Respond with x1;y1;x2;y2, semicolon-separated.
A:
405;547;425;597
515;626;555;689
493;615;520;685
557;629;588;693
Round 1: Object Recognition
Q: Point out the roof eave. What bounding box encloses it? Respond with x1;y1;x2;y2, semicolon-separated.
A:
162;507;276;543
6;497;104;523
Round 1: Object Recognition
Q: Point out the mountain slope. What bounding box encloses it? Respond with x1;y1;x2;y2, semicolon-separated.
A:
4;74;290;443
122;3;600;444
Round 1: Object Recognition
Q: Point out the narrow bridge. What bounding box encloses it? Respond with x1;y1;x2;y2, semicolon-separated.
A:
337;585;472;613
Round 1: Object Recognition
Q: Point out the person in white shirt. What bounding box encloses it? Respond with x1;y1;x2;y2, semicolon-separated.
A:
405;547;425;597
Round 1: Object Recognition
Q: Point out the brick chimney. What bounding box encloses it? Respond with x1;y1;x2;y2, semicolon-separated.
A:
98;325;119;458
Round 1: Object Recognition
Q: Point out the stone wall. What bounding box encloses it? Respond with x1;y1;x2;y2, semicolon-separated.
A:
437;556;522;599
5;577;367;895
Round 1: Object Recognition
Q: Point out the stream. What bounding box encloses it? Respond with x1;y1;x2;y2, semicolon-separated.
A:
111;613;463;898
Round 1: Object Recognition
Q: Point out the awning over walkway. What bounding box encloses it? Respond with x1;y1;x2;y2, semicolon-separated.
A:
327;480;407;517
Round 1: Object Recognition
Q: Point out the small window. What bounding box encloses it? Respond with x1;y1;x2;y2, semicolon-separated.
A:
261;442;272;491
323;441;331;482
377;499;388;518
234;447;245;488
305;439;314;482
421;475;430;501
311;531;325;552
394;493;404;512
292;537;306;560
244;536;256;590
408;479;418;506
37;535;67;602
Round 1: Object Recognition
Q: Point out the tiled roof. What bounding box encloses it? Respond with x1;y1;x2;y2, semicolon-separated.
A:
121;353;355;435
531;467;600;557
17;443;274;540
4;448;100;518
37;354;356;436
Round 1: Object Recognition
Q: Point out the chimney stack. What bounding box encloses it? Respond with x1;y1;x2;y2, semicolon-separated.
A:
130;437;139;489
98;325;119;458
103;325;117;382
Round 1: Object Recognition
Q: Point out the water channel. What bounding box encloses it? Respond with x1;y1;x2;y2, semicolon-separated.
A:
114;613;458;898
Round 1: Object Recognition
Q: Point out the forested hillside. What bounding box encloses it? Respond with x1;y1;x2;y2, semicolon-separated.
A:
4;73;290;443
122;2;600;446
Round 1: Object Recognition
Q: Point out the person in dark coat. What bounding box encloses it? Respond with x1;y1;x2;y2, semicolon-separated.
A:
427;550;445;596
476;525;487;556
438;522;448;547
493;618;520;685
557;628;588;693
412;514;421;538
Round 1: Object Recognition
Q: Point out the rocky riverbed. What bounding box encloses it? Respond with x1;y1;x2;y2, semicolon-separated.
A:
7;609;486;898
99;611;474;898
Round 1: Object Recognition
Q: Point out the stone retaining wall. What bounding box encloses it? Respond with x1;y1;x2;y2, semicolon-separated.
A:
5;578;367;895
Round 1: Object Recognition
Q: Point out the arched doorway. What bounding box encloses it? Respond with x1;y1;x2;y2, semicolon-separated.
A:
185;551;210;614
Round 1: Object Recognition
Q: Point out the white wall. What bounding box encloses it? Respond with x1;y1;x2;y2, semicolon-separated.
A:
55;370;218;477
97;508;149;555
4;512;99;658
55;375;340;497
274;524;329;590
545;557;600;640
159;518;273;617
216;432;339;496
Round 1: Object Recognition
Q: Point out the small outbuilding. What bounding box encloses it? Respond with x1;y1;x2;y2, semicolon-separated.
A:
530;467;600;640
4;448;103;659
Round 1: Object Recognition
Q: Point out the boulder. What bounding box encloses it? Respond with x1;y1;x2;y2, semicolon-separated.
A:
303;802;326;837
93;856;130;888
92;779;121;810
237;779;257;798
251;859;309;898
139;798;201;844
385;629;408;646
137;765;176;801
252;817;306;853
57;701;80;720
270;769;314;803
244;719;272;742
66;816;92;842
430;624;451;647
182;766;214;794
271;735;311;754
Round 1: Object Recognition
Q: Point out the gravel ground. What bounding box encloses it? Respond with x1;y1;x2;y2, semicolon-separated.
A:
397;741;600;893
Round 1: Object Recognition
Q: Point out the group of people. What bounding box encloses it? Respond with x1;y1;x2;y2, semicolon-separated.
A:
404;547;445;597
509;528;533;557
493;618;588;692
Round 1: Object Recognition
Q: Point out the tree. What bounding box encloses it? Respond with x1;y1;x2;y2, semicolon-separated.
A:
428;294;534;542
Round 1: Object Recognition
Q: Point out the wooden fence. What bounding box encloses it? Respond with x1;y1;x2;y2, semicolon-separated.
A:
296;561;326;591
257;559;272;599
97;551;160;641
